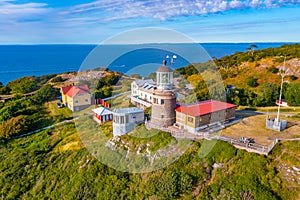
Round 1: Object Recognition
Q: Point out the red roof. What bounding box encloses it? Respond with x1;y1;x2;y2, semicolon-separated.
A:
61;85;90;98
175;100;237;117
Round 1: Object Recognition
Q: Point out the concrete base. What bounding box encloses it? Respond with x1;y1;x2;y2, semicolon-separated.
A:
266;118;287;132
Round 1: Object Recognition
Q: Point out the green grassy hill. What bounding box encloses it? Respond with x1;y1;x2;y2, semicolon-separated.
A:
1;121;299;199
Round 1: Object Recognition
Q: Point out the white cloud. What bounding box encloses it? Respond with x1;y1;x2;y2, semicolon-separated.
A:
60;0;300;22
0;0;299;43
0;1;49;16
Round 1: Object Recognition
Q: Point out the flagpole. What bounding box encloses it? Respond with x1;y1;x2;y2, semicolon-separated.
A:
276;56;286;125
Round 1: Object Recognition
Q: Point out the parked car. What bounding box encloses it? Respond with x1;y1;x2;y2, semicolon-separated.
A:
56;102;63;108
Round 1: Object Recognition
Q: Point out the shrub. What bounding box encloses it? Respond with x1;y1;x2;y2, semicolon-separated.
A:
0;115;29;138
288;75;298;81
7;76;38;94
267;66;279;73
247;76;259;87
51;76;64;83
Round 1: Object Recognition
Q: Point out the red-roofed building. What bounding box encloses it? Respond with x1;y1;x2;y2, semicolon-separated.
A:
60;85;91;111
175;100;237;133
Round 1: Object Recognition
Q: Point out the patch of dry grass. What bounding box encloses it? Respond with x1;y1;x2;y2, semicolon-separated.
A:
54;133;83;152
220;115;300;146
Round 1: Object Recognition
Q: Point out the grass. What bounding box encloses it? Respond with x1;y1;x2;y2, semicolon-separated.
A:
113;79;132;94
238;106;300;113
110;94;131;109
1;119;299;199
45;100;72;120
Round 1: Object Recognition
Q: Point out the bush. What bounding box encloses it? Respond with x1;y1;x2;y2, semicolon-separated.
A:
267;66;279;73
94;87;112;99
0;86;11;95
247;76;259;87
33;84;60;104
51;76;64;83
7;76;38;94
0;115;29;138
96;74;119;89
288;75;298;81
0;98;32;122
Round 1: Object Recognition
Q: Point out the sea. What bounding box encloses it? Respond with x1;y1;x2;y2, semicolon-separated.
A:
0;43;292;85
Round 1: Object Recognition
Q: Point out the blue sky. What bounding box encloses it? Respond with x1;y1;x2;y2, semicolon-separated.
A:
0;0;300;44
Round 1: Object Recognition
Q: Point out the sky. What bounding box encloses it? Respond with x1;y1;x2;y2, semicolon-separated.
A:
0;0;300;44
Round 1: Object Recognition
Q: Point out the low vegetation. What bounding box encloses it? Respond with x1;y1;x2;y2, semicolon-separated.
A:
0;123;299;199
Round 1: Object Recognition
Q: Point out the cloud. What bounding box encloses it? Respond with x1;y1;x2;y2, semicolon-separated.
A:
0;0;299;43
1;0;300;23
0;1;49;16
61;0;300;21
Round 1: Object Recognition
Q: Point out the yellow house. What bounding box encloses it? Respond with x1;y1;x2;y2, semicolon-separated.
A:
60;85;91;112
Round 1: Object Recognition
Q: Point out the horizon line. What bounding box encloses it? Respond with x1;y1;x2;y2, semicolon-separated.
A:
0;41;298;45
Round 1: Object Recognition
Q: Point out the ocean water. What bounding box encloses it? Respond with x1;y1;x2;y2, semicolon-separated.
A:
0;43;289;85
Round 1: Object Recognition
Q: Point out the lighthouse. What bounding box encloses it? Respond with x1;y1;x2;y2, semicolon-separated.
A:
150;60;176;127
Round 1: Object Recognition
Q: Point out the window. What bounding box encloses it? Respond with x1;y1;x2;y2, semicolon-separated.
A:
75;100;79;104
114;116;119;124
188;117;194;123
162;73;168;83
125;115;129;123
120;116;125;124
161;99;164;104
153;98;157;104
85;99;88;102
161;115;164;119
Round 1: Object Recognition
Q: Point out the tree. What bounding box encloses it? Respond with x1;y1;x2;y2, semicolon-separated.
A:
96;74;119;89
254;83;278;106
247;44;258;56
94;87;112;99
195;81;210;101
33;84;60;104
284;83;300;106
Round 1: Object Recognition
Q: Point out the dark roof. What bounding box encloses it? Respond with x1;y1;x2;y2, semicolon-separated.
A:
175;100;237;117
157;65;173;73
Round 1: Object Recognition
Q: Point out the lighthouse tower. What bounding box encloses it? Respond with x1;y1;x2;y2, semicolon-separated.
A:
150;60;176;127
